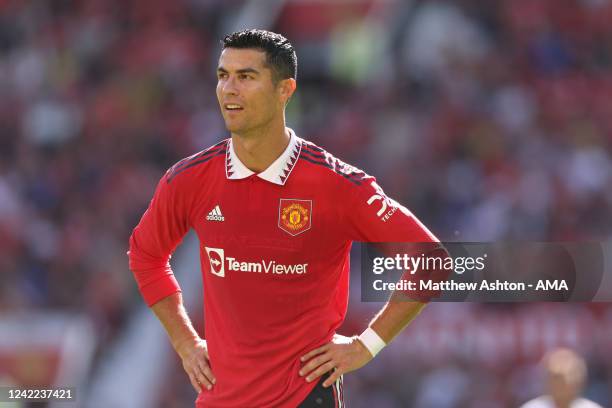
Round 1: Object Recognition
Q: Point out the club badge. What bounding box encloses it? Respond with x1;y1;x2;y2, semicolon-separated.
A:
278;199;312;236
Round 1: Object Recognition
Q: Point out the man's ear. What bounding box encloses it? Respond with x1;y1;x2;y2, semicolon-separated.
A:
278;78;297;104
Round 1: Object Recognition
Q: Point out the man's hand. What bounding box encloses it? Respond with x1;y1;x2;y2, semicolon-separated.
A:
299;334;373;387
176;338;216;393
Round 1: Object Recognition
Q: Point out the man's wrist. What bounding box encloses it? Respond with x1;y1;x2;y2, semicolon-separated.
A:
357;327;386;358
174;335;201;358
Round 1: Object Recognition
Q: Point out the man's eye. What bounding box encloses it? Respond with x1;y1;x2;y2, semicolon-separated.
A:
239;74;252;80
218;73;228;79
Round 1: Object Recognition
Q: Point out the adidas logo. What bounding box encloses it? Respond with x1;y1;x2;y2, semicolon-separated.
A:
206;205;225;222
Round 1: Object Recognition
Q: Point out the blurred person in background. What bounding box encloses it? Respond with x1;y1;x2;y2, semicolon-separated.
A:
128;29;443;408
520;348;603;408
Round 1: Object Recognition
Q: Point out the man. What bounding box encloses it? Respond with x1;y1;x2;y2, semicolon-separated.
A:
520;348;603;408
128;29;442;407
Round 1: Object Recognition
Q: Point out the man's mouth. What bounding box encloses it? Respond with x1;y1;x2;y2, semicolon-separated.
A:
224;104;244;111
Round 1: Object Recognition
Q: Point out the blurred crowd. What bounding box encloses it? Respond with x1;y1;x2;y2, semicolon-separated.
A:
0;0;611;407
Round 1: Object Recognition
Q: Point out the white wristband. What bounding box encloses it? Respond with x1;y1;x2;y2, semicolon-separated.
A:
358;327;386;357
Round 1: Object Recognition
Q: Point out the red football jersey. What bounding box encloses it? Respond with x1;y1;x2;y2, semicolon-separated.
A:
128;130;438;407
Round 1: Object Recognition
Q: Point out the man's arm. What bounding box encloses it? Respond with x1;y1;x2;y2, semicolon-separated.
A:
368;246;451;342
300;297;426;387
128;171;214;392
301;176;444;387
369;295;427;344
128;173;189;306
152;293;215;392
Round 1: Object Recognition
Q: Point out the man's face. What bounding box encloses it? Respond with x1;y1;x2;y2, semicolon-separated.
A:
216;48;287;134
548;372;581;403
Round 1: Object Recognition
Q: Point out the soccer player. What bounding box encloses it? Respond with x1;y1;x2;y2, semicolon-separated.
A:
128;29;442;407
520;348;603;408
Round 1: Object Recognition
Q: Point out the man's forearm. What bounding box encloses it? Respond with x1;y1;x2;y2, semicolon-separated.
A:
368;295;427;344
368;244;449;344
152;292;215;391
151;292;201;356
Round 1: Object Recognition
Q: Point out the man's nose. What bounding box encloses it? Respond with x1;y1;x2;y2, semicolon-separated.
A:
222;77;239;96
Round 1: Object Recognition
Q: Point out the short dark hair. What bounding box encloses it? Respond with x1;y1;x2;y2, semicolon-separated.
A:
221;29;297;82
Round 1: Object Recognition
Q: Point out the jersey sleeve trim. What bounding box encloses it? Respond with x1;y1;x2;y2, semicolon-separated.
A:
166;140;228;183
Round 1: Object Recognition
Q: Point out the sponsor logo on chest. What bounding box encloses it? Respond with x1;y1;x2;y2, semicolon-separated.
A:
205;246;308;278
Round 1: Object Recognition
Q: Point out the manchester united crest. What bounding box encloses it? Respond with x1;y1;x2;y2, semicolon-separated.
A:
278;199;312;236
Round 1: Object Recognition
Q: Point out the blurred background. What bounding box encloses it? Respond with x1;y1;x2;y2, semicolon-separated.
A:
0;0;611;407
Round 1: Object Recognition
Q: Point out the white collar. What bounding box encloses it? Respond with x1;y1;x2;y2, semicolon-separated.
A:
225;129;302;185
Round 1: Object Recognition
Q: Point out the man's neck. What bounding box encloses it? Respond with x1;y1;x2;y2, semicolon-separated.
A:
551;396;572;408
231;120;290;173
